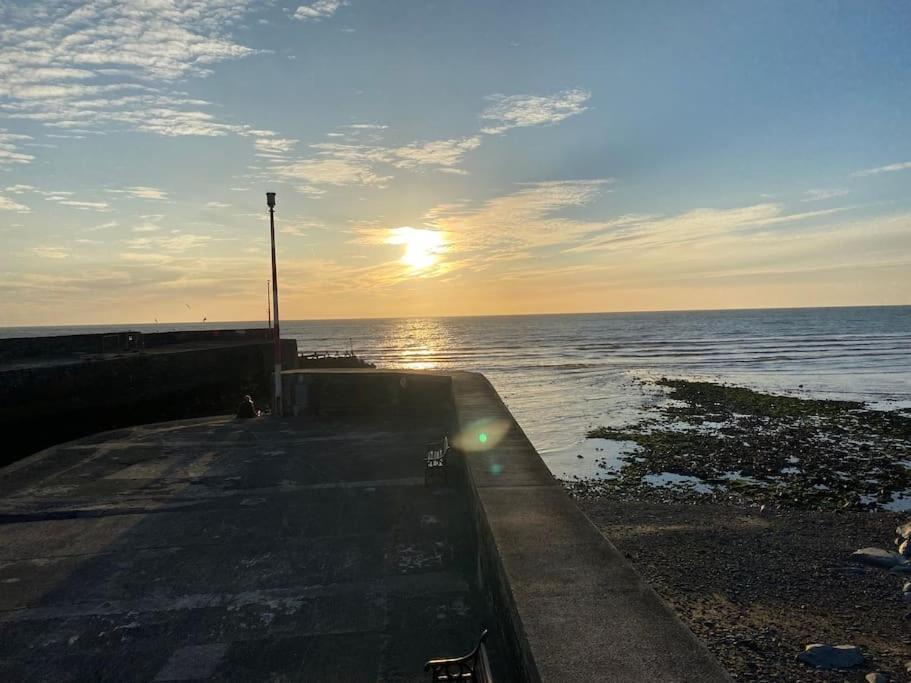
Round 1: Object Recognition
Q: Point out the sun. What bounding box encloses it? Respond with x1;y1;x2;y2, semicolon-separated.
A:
388;227;446;271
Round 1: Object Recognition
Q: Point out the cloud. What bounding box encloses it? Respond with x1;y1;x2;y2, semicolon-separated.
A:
0;193;30;212
259;90;589;193
802;188;849;202
424;179;615;263
44;193;111;211
276;156;392;187
294;1;347;22
279;218;324;237
481;89;591;134
0;1;260;140
205;201;231;208
107;186;169;200
30;246;68;259
124;233;214;253
4;184;36;194
852;161;911;177
255;137;299;157
0;130;34;165
390;136;482;169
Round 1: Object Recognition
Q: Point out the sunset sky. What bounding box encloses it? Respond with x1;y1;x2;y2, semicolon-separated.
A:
1;0;910;326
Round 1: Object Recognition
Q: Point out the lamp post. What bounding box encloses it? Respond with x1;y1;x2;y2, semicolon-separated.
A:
266;192;282;415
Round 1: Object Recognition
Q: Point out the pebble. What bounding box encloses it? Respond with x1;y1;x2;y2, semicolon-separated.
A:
851;547;908;569
897;520;911;541
865;673;889;683
797;643;865;669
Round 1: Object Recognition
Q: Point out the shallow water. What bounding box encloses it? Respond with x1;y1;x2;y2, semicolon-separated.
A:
4;306;910;481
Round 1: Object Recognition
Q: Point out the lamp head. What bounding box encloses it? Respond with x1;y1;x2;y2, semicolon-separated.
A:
266;191;276;208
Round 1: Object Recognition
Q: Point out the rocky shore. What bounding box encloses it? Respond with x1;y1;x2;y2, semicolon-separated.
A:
564;379;911;681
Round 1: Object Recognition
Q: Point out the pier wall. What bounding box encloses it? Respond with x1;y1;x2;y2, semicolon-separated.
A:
0;334;296;464
450;371;731;682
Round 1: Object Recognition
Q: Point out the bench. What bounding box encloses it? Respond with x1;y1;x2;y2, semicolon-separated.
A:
425;435;449;486
424;629;492;682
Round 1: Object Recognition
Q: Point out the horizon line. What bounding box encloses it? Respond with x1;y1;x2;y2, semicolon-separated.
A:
2;302;908;330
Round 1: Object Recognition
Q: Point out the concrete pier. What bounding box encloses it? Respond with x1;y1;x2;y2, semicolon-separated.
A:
0;369;730;681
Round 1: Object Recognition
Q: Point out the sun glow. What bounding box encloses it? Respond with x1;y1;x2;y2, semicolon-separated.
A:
388;227;446;270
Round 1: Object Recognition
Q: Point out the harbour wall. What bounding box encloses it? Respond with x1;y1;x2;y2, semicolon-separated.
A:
0;331;296;465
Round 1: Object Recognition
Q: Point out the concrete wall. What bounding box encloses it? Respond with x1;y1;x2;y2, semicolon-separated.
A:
0;328;273;362
449;371;731;682
0;338;297;465
281;370;452;418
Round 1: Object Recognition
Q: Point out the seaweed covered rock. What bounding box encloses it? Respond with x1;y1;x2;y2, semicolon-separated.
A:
797;643;864;669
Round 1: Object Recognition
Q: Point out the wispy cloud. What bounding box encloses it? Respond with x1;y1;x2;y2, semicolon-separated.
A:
802;188;849;202
294;1;347;22
0;193;30;212
481;89;591;135
266;90;591;193
0;129;34;166
44;193;111;212
0;1;260;139
30;246;69;259
852;161;911;177
107;186;169;201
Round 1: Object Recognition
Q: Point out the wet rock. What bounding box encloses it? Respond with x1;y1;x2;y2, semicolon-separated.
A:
851;547;908;569
865;673;889;683
898;539;911;558
797;643;864;669
897;521;911;540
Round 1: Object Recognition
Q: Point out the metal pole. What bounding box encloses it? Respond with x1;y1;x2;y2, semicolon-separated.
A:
267;280;272;332
267;194;282;415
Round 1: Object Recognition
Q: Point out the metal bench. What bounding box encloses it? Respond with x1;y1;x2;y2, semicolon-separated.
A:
424;629;492;682
425;435;449;486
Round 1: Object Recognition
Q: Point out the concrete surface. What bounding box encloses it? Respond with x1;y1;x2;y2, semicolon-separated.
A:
0;413;492;681
450;371;732;682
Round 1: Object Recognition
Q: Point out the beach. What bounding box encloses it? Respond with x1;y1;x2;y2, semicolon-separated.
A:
566;378;911;681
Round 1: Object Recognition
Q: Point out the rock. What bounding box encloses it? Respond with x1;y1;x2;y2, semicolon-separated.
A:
797;644;865;669
904;582;911;593
902;592;911;604
865;673;889;683
851;547;908;569
898;520;911;540
899;539;911;558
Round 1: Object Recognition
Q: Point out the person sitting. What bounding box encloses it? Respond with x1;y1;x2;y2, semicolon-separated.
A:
236;395;257;419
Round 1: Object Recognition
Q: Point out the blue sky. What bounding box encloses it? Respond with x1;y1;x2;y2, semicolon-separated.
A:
1;0;910;325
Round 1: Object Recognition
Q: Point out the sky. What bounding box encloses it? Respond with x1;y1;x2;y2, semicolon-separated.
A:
1;0;910;326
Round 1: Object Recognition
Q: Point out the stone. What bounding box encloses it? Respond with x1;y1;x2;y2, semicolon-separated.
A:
865;673;889;683
797;644;864;669
904;582;911;593
898;520;911;540
851;547;908;569
899;539;911;558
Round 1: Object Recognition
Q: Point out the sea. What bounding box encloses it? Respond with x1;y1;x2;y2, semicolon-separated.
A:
3;306;910;480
